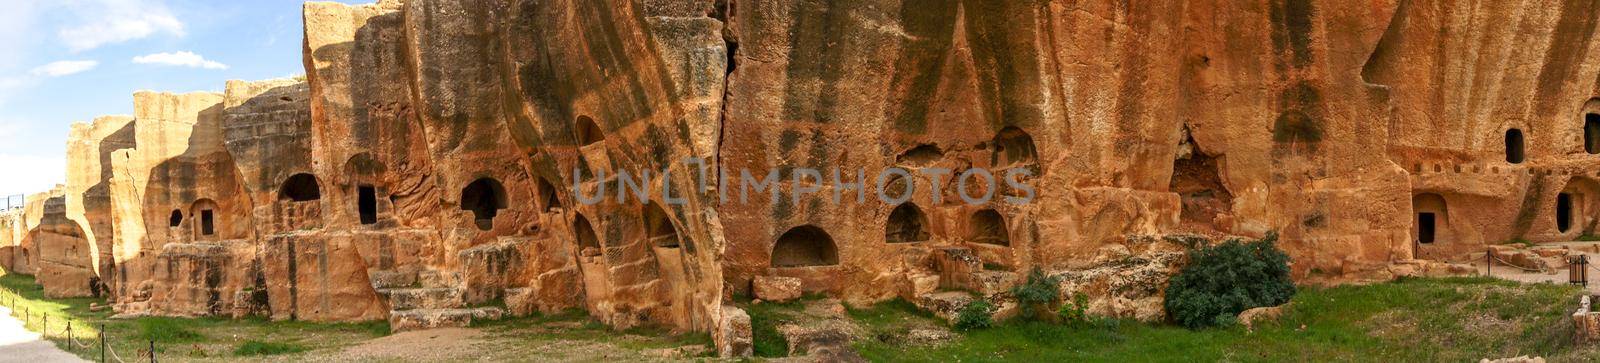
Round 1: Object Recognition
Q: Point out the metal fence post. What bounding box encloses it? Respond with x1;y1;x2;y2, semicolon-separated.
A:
149;340;157;363
100;323;106;363
1486;248;1493;276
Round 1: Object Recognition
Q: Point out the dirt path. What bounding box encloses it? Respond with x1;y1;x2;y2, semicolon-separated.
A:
0;306;85;363
1475;241;1600;294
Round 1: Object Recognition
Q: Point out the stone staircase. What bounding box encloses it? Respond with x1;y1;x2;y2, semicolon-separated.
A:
371;268;505;332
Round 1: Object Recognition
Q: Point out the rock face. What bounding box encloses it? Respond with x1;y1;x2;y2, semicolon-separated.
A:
3;0;1600;357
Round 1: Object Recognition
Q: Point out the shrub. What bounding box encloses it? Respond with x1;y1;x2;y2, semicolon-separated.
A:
954;300;995;331
1010;268;1061;320
1163;231;1295;329
234;341;307;356
1056;293;1089;325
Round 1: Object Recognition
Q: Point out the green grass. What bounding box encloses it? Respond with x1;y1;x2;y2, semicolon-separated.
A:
744;298;803;357
852;277;1594;362
233;340;307;356
0;272;389;360
134;317;204;342
475;308;714;352
1578;234;1600;242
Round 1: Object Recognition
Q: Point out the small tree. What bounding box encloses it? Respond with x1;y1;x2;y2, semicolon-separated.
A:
1056;293;1089;325
1010;268;1061;320
1163;231;1295;329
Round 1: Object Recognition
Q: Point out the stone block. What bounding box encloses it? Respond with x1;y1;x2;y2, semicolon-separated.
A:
753;275;802;302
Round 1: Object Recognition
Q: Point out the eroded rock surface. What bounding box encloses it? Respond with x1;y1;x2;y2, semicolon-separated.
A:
2;0;1600;357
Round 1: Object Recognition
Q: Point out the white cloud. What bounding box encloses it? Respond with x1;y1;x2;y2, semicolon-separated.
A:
132;51;227;70
0;153;65;198
29;60;98;77
58;0;185;52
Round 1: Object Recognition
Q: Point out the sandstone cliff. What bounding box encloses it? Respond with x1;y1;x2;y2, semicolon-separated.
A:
1;0;1599;357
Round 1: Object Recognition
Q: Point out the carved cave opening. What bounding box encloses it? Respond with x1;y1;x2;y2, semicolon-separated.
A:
1417;213;1436;244
574;214;601;256
1558;192;1574;233
201;210;215;236
772;225;839;267
576;115;605;147
1413;193;1447;245
969;209;1009;246
168;210;183;227
279;173;322;201
991;127;1038;168
461;178;507;231
192;199;218;238
644;202;680;248
358;185;378;225
1505;129;1525;164
1586;114;1600;154
1171;131;1234;229
537;177;561;213
885;203;930;243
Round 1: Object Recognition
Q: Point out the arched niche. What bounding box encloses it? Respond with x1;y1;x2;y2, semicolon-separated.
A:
1505;128;1525;164
969;209;1009;246
885;203;929;243
772;225;839;267
343;153;386;225
991;127;1038;168
574;213;602;256
461;177;507;231
576;115;605;147
279;173;322;202
643;202;681;248
537;177;562;213
1412;193;1447;244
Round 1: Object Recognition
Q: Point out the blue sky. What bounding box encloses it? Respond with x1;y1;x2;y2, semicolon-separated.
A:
0;0;366;199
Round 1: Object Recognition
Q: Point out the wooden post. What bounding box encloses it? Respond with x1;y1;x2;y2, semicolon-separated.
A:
100;324;107;363
66;321;72;351
149;340;157;363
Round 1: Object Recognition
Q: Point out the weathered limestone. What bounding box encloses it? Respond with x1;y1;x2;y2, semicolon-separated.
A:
2;0;1600;358
1576;295;1600;345
753;275;802;302
64;115;135;287
33;189;95;298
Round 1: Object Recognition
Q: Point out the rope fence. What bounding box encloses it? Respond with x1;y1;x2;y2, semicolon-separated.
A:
0;285;156;363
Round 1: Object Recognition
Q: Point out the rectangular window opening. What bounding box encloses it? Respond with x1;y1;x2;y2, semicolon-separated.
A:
201;210;215;236
358;185;378;225
1418;213;1436;244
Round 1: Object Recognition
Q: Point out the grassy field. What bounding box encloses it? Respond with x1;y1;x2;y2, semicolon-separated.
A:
838;277;1598;362
5;271;1596;362
0;271;713;362
0;273;388;361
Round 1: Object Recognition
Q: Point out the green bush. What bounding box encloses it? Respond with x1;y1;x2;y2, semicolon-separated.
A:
1011;268;1061;320
1163;231;1295;329
954;300;995;331
1056;293;1089;325
234;341;307;356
